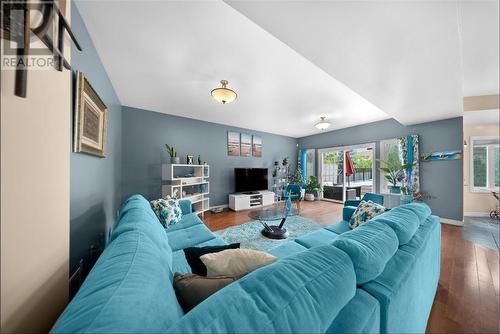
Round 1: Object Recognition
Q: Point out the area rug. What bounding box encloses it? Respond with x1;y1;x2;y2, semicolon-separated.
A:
215;216;323;252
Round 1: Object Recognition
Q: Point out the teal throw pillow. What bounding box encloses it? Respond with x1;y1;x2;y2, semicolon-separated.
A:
150;198;183;228
349;200;387;229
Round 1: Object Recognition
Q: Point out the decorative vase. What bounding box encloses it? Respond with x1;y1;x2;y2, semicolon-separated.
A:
389;186;401;194
400;194;413;205
305;193;315;201
171;157;180;164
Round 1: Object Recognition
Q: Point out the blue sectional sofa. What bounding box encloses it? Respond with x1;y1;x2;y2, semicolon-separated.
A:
52;194;440;333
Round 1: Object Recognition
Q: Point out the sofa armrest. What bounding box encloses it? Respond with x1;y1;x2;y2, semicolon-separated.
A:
343;206;357;221
344;199;361;208
179;199;192;215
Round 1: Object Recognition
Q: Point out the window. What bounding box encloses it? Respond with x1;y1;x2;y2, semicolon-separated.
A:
379;138;402;193
470;136;500;192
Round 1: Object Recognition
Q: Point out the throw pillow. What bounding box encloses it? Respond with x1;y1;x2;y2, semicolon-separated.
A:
200;249;277;277
150;198;183;228
349;200;387;229
184;243;241;276
173;272;244;312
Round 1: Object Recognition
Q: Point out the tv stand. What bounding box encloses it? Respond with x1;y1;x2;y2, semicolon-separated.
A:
242;191;259;195
229;191;274;211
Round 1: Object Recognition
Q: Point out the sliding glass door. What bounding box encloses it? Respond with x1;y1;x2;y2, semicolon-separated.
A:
320;149;344;202
319;143;375;203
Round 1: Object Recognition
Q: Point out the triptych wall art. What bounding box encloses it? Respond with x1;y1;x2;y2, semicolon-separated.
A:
227;131;262;158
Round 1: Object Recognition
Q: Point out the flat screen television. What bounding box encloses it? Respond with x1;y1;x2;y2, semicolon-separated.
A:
235;168;268;193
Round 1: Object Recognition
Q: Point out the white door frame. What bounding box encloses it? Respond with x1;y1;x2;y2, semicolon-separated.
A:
317;142;377;203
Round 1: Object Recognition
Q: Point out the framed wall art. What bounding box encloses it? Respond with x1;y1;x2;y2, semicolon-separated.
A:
73;71;108;157
227;131;240;156
240;133;252;157
252;135;262;157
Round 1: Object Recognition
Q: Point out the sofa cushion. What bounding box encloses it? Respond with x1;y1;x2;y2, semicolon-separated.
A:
326;289;380;334
52;231;184;333
112;194;173;268
268;241;307;259
325;220;350;235
167;223;217;251
150;198;183;228
194;237;227;248
200;249;277;277
184;243;240;276
349;200;387;229
332;220;399;284
295;228;339;248
117;194;155;221
168;245;357;333
399;215;440;255
403;202;432;224
173;273;244;313
178;199;193;215
371;205;420;246
165;212;202;233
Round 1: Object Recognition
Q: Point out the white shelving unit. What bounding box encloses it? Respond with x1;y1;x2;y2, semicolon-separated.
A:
162;164;210;216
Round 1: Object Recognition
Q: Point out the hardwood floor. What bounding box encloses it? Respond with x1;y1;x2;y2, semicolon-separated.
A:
203;200;500;333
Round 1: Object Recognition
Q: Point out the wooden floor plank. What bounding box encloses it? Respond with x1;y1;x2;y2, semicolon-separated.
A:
202;201;500;333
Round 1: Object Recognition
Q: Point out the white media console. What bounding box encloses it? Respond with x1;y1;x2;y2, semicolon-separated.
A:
228;191;275;211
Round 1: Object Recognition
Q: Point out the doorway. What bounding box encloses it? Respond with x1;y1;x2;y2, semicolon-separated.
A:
318;143;376;203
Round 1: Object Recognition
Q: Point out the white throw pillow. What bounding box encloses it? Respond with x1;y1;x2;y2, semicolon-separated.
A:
200;249;277;277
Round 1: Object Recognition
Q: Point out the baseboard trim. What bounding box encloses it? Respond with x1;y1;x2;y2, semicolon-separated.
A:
210;204;228;210
464;212;491;217
441;218;464;227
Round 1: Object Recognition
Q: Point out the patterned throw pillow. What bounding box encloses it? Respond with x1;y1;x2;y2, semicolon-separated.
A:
349;200;387;229
150;198;183;228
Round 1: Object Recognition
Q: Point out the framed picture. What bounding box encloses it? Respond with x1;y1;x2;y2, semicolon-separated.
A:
240;133;252;157
421;150;462;161
227;131;240;156
252;135;262;157
74;71;108;157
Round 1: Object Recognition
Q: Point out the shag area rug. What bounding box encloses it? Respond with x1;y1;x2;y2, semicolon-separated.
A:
215;216;323;252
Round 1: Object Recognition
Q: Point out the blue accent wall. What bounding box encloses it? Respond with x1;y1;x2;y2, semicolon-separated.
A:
298;117;463;221
70;5;122;276
121;106;298;206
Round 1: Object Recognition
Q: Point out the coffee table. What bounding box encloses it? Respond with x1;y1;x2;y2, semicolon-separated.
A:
248;204;299;239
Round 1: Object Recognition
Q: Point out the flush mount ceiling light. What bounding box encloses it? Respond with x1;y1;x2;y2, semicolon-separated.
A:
315;116;331;131
211;80;237;104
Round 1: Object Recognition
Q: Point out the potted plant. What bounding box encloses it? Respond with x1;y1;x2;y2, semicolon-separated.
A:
400;175;413;204
377;159;411;194
165;144;180;164
305;176;322;201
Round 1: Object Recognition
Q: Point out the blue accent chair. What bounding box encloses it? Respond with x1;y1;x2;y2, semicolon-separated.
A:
344;192;384;208
327;193;385;235
283;184;303;212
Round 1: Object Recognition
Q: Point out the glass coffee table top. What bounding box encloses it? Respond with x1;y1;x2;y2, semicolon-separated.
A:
248;206;299;221
248;203;299;239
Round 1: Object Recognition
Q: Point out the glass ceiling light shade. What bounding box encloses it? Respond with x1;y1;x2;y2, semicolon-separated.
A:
211;80;237;104
315;116;331;131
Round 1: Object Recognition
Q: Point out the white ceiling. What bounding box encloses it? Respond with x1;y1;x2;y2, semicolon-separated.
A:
460;1;500;96
75;0;388;138
75;0;499;138
227;0;469;126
